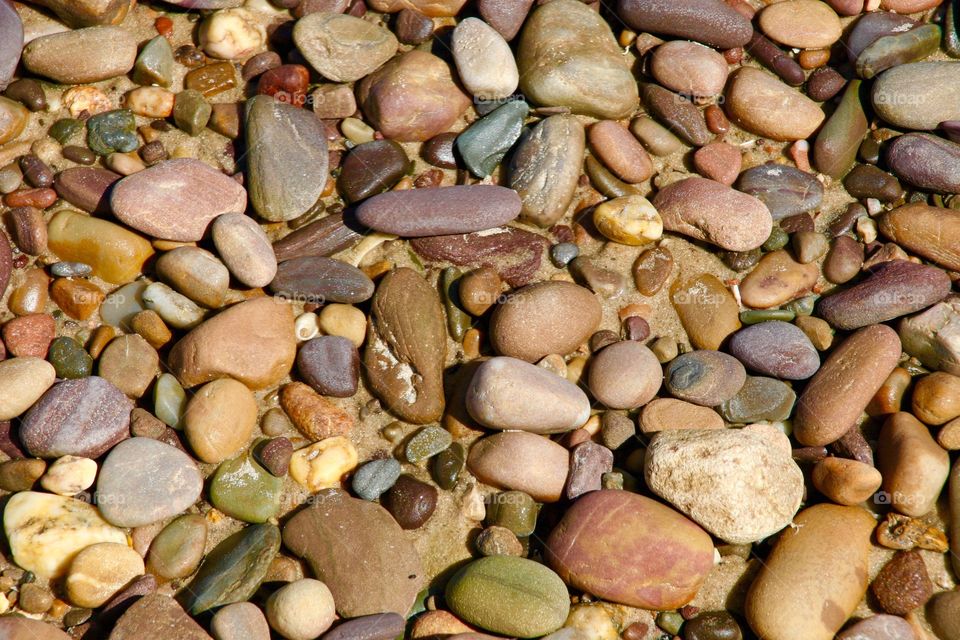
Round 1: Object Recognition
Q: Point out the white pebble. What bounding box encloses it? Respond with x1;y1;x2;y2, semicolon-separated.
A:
294;312;320;342
40;456;97;497
266;579;336;640
199;8;265;60
142;282;206;330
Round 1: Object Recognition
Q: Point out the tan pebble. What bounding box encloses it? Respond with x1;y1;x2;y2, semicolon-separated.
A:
588;120;653;184
65;542;144;608
40;456;97;497
124;87;175;118
87;325;119;359
866;367;911;417
670;273;742;350
47;210;154;285
199;8;265;60
811;457;882;506
725;67;825;141
411;610;476;637
8;268;49;316
280;382;354;441
463;328;481;359
877;412;950;517
794;315;833;350
739;250;818;309
592;195;662;246
459;267;502;316
467;431;569;502
129;309;173;349
759;0;842;49
50;278;104;320
289;436;358;492
638;398;725;434
184;378;258;464
317;303;366;347
0;357;56;420
104;151;146;176
937;416;960;450
912;372;960;426
62;86;112;119
262;407;294;437
650;40;729;98
97;334;159;398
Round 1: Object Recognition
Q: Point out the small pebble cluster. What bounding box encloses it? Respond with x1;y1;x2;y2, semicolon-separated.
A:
0;0;958;639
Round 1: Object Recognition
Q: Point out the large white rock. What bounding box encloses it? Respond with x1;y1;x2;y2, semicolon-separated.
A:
900;295;960;376
644;428;804;544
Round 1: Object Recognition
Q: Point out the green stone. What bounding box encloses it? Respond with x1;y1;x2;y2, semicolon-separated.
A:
783;295;818;317
813;80;868;179
441;267;471;341
739;309;795;325
486;491;539;537
86;109;138;156
179;523;280;615
173;89;211;137
154;373;187;430
432;442;465;490
656;611;685;635
445;556;569;638
49;118;83;144
147;514;207;580
719;376;796;423
856;24;941;79
133;35;174;87
455;100;528;178
761;226;789;252
405;425;452;464
48;337;93;379
947;0;960;58
210;448;282;524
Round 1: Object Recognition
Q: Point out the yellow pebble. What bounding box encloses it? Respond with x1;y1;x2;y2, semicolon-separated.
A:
289;437;358;492
592;195;663;246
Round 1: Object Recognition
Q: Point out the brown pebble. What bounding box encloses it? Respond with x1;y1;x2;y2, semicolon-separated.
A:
632;245;673;296
280;381;354;440
382;473;438;530
6;206;46;255
3;187;57;208
254;437;293;477
459;267;502;316
866;367;911;417
50;278;104;320
823;235;863;284
588;120;653;184
912;372;960;426
704;104;729;134
693;142;741;186
129;310;172;349
871;550;933;615
2;313;55;357
811;457;882;505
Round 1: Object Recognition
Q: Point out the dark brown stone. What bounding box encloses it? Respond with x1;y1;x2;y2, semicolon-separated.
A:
410;226;548;287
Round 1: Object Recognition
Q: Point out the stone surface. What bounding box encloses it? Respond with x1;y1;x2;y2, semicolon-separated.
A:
294;12;397;82
879;204;960;273
147;514;208;580
211;213;277;288
297;336;359;398
47;210;154;285
725;67;825;141
887;133;960;193
23;26;136;84
411;227;548;287
266;579;336;640
0;618;71;640
617;0;753;49
877;412;950;518
452;17;518;100
728;321;820;380
468;431;569;502
664;350;746;407
899;295;960;376
0;357;55;420
587;340;662;410
872;62;960;131
211;602;270;640
835;615;917;640
280;382;354;441
184;378;257;463
110;594;212;640
97;335;159;399
758;0;842;49
271;256;374;304
66;541;144;608
736;163;824;221
638;398;725;434
740;250;819;309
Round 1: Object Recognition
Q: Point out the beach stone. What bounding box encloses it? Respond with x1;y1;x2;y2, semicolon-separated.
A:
468;431;569;502
184;379;257;464
489;281;600;362
872;62;960;131
836;615;916;640
693;142;741;186
823;235;864;284
356;185;519;237
616;0;752;48
198;8;264;60
843;165;903;202
358;50;470;142
2;313;54;357
283;489;424;617
48;336;93;380
759;0;842;49
0;357;53;421
445;557;569;637
97;335;159;398
352;458;402;501
54;167;120;215
736;163;824;221
246;95;328;222
728;321;820;380
156;247;229;309
720;376;796;423
134;35;173;87
23;26;136;84
211;603;270;640
289;436;358;491
725;68;825;141
20;377;132;459
181;524;280;615
638;398;725;434
740;250;818;309
638;82;712;147
664;351;746;407
0;96;27;145
879;204;960;272
280;382;354;441
271;256;373;305
211;449;283;523
40;455;96;497
877;412;949;517
3;492;127;578
794;324;901;446
518;0;639;119
453;18;518;100
650;41;728;98
297;336;359;398
745;504;875;640
0;0;21;91
382;474;438;529
477;0;532;40
566;442;614;499
899;296;960;376
66;542;144;608
294;12;397;83
812;457;883;506
47;210;154;285
589;121;653;184
457;101;529;178
411;227;548;287
509;115;585;227
670;272;741;351
367;0;466;16
96;437;203;527
266;579;336;640
587;341;662;410
111;594;212;640
0;458;45;491
929;591;960;640
211;213;277;288
322;614;406;640
653;177;772;251
147;514;208;580
545;489;714;609
169;297;296;389
646;428;802;543
339;139;410;202
887;132;960;193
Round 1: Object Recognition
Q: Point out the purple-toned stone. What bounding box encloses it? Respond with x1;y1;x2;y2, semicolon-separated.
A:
296;335;359;398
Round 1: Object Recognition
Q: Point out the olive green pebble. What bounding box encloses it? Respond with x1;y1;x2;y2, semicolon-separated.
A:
445;556;570;638
405;425;451;463
739;309;795;325
432;442;465;490
455;100;529;178
87;110;138;156
174;89;211;137
63;145;96;165
134;35;174;88
585;155;641;198
783;295;818;317
154;372;187;429
441;267;471;341
657;611;685;635
49;118;83;144
486;491;539;537
209;448;283;524
761;226;789;252
48;337;93;379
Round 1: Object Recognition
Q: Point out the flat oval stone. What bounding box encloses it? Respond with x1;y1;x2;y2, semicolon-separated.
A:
352;458;401;501
147;514;208;580
467;431;569;502
54;167;121;215
879;204;960;272
856;23;940;80
817;260;951;330
0;618;71;640
466;356;590;433
47;210;154;285
297;335;359;398
155;246;229;309
270;256;373;304
20;377;132;459
873;62;960;130
665;350;746;407
887;132;960;193
545;490;714;609
812;80;868;179
878;412;949;518
736;163;824;221
23;26;136;84
282;489;424;617
589;120;654;185
0;357;56;421
445;557;569;637
728;321;820;380
489;281;601;362
650;40;728;98
587;340;663;410
356;185;520;237
740;250;819;309
453;17;518;101
617;0;752;48
518;0;639;119
97;437;202;528
719;376;796;423
759;0;842;49
98;334;159;398
338;140;410;203
246;95;329;222
0;0;22;91
211;213;277;288
273;213;364;263
845;11;917;61
410;226;548;287
111;159;246;242
293;12;398;83
639;83;712;147
725;67;825;141
321;613;406;640
652;177;773;251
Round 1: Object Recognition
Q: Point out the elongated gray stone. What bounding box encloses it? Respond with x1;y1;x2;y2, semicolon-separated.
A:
873;62;960;130
0;0;22;91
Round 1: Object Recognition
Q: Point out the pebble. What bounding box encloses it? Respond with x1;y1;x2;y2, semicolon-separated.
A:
740;250;818;309
638;398;725;434
339;139;410;202
843;164;902;202
509;114;585;227
812;456;882;506
23;26;136;84
759;0;842;49
65;542;144;608
316;303;366;347
670;272;742;351
476;526;524;557
185;61;238;98
813;80;868;179
403;425;450;464
211;213;277;288
646;428;802;543
199;8;264;60
134;35;173;87
872;62;960;131
929;591;960;640
453;17;518;101
728;321;820;380
246;95;329;222
720;376;796;422
111;593;214;639
280;382;354;441
184;378;257;463
0;0;21;90
857;23;940;80
47;210;154;285
457;100;529;178
693;142;741;186
352;458;401;501
794;324;901;446
146;514;207;580
364;268;446;424
433;443;465;489
639;83;712;147
0;96;27;145
296;335;359;398
211;603;270;640
592;195;662;246
40;455;97;497
294;12;397;83
745;504;875;640
173;90;211;136
459;267;502;316
54;166;121;215
20;376;132;459
8;269;48;316
879;204;960;272
97;334;159;399
395;8;433;44
3;492;127;578
489;281;600;362
96;437;203;528
3;313;55;357
650;41;728;98
211;447;282;523
271;256;374;306
664;350;746;407
357;50;470;142
817;260;951;330
589;121;653;184
653;177;772;251
877;412;949;517
289;436;358;492
887;132;960;193
545;489;714;609
283;489;424;617
617;0;752;48
266;579;336;640
587;341;662;410
467;431;569;502
0;458;43;491
684;612;743;640
141;282;205;330
19;583;54;615
7;206;47;256
725;67;825;141
737;163;824;220
518;0;638;119
566;441;614;499
382;474;438;529
322;613;407;640
900;296;960;375
477;0;531;40
445;556;569;637
467;357;588;433
169;297;296;389
125;87;174;119
823;235;864;284
86;109;138;156
156;248;228;309
181;523;280;615
871;550;933;615
835;615;917;640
